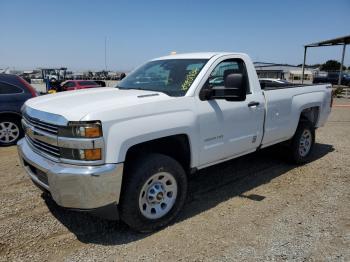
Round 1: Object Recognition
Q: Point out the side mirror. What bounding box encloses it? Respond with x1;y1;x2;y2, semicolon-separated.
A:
201;73;246;101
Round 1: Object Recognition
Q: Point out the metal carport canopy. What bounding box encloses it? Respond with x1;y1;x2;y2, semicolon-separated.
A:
301;35;350;84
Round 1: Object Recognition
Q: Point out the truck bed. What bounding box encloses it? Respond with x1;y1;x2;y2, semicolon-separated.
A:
261;83;332;148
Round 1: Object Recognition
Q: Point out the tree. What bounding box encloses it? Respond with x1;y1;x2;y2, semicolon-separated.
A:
320;60;346;71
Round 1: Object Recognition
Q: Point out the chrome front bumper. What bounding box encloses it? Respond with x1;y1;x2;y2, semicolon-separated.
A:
17;138;124;210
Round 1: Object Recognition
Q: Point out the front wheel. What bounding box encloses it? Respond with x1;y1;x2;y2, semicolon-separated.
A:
120;153;187;232
289;121;315;164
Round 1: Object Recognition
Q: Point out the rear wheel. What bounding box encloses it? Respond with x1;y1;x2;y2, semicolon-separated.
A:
289;121;315;164
120;153;187;232
0;118;23;146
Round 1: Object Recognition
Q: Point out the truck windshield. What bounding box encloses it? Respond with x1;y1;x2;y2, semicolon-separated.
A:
116;59;208;96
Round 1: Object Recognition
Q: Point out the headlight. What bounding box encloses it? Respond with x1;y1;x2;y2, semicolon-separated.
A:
60;148;102;161
58;121;103;138
58;121;103;162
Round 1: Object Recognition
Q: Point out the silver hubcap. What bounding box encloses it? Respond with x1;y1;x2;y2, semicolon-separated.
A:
139;172;178;219
299;129;312;157
0;121;20;144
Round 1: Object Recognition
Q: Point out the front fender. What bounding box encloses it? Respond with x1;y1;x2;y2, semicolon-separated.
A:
103;110;198;167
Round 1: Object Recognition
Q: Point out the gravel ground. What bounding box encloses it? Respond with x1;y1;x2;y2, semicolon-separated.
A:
0;100;349;261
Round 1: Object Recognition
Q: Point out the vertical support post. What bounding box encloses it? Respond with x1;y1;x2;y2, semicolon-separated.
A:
338;42;346;85
301;46;307;84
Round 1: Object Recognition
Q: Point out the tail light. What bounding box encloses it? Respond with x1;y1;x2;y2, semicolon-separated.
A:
18;77;37;97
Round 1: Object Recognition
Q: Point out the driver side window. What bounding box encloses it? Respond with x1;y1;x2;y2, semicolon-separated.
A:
209;61;239;87
207;59;250;93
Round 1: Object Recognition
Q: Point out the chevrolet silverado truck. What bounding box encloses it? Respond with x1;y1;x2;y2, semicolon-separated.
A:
17;52;332;232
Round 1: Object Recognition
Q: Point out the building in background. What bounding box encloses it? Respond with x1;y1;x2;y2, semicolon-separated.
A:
254;62;317;84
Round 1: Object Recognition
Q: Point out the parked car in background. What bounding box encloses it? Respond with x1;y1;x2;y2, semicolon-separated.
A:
0;74;37;146
313;72;350;86
60;80;102;91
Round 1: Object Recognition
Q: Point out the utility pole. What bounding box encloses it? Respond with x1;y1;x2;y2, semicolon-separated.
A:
301;46;307;84
338;42;346;85
104;36;107;71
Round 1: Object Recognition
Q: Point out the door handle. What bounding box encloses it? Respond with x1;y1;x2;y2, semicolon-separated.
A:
248;101;260;107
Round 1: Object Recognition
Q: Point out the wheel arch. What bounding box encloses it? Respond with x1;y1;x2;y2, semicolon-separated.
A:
0;111;22;120
299;106;320;127
288;106;319;139
124;134;192;174
289;91;325;138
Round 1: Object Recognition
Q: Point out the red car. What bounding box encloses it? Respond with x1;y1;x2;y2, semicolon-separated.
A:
61;80;101;91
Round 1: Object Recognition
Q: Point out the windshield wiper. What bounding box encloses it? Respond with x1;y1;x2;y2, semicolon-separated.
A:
116;86;170;96
117;86;163;93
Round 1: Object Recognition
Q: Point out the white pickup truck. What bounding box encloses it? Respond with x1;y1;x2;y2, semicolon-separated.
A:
17;52;332;232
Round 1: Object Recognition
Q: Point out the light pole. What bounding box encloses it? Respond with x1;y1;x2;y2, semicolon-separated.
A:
104;36;107;71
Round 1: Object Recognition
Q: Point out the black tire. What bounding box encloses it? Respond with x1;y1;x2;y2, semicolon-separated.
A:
120;153;187;232
0;117;23;146
289;121;315;164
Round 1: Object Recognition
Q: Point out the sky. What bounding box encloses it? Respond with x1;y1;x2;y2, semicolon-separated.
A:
1;0;349;71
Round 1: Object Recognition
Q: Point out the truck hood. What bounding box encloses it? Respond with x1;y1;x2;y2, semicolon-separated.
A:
25;87;173;121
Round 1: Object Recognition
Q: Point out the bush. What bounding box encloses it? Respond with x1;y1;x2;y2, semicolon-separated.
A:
333;86;344;97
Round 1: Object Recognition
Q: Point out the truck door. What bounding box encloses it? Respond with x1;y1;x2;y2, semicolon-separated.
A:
196;58;265;167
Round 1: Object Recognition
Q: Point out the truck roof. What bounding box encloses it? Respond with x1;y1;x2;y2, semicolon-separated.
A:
153;52;245;60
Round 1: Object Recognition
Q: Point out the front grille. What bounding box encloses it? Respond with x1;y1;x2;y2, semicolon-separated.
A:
23;114;59;135
26;135;60;159
23;113;62;159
